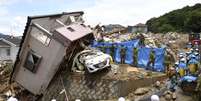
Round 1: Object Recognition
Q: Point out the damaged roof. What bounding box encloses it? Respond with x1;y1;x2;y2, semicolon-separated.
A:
28;11;84;19
54;23;92;42
0;40;10;47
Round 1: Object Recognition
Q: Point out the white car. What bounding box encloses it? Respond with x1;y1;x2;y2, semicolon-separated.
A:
72;48;112;73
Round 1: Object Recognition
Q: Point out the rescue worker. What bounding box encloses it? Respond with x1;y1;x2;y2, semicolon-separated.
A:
188;55;199;75
120;45;126;64
178;58;187;77
165;54;172;76
174;62;180;77
186;51;191;63
148;50;155;71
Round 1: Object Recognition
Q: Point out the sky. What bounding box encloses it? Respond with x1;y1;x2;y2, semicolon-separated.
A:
0;0;201;36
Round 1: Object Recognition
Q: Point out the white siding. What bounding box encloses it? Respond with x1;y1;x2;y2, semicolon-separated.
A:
0;46;19;63
11;46;19;62
0;47;11;61
15;27;66;94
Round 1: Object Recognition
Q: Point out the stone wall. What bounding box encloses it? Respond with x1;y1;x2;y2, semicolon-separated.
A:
40;70;166;101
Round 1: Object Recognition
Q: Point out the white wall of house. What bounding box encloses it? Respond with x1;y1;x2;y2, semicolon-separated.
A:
10;46;19;62
14;26;67;94
0;46;19;62
0;47;11;61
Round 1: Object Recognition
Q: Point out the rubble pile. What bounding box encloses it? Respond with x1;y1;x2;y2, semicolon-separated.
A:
102;33;138;42
0;63;20;101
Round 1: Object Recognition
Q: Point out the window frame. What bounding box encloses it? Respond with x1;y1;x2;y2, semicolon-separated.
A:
24;50;42;73
31;32;51;46
6;48;10;56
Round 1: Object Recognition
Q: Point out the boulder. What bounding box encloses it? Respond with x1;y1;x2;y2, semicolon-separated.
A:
134;87;149;95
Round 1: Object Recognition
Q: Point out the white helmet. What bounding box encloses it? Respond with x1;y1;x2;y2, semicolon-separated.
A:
186;51;191;54
151;95;160;101
179;54;184;58
175;61;179;65
194;52;199;55
51;99;56;101
7;97;18;101
118;97;125;101
75;99;81;101
180;58;186;62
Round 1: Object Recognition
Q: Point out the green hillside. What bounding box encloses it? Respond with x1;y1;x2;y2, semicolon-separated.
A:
146;3;201;33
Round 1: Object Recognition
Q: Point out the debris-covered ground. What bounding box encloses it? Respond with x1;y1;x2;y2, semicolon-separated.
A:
0;11;199;101
0;63;20;101
0;32;196;101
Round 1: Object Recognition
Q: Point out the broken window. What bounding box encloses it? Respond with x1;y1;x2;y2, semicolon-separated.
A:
24;51;42;73
32;32;51;46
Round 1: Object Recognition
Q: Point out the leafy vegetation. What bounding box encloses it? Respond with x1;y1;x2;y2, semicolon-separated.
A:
146;3;201;33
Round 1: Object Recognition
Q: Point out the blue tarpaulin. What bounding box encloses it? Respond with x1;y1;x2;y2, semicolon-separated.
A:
92;40;166;73
180;76;197;82
125;46;134;64
131;39;140;47
114;47;121;63
92;39;140;64
92;39;140;48
154;48;165;72
137;47;151;68
104;43;113;55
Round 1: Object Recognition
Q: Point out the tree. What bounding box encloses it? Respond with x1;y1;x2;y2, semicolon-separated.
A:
146;3;201;33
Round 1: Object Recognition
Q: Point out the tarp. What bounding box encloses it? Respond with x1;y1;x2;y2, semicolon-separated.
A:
180;76;197;82
92;39;140;64
92;39;140;48
125;46;134;64
114;47;121;63
104;43;112;55
154;48;165;72
137;47;151;68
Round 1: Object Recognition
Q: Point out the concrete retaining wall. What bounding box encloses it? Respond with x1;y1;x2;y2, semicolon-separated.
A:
40;71;166;101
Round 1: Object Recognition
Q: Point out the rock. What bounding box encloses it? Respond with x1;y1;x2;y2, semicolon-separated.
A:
155;81;161;88
164;94;172;101
172;92;176;100
134;87;149;95
0;96;6;101
126;67;139;73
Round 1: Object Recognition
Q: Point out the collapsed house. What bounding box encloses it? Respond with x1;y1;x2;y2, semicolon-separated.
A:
11;11;93;95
